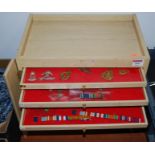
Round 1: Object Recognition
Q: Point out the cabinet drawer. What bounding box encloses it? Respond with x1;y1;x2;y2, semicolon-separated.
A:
19;88;148;108
20;67;146;89
20;107;148;131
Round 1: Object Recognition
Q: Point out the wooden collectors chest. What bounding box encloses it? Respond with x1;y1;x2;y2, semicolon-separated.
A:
4;14;150;131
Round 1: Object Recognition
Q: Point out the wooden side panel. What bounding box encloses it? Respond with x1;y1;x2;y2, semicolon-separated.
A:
16;15;33;58
16;15;33;71
3;59;21;121
132;15;150;74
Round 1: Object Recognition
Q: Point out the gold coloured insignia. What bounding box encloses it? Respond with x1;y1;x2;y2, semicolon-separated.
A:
119;69;129;75
101;70;113;80
60;71;71;80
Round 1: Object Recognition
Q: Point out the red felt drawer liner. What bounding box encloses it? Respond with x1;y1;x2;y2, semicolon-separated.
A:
23;107;145;125
22;88;145;102
23;67;144;84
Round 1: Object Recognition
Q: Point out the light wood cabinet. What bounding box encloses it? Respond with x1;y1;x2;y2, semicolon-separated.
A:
4;14;150;131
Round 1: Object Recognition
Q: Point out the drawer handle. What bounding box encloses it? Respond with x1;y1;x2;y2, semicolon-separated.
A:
82;104;86;108
20;85;26;89
82;85;86;89
83;128;86;133
82;128;86;137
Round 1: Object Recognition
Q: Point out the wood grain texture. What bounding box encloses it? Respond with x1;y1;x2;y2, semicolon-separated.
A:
16;14;150;72
20;129;147;142
24;21;141;58
3;60;21;121
0;59;10;67
132;15;150;74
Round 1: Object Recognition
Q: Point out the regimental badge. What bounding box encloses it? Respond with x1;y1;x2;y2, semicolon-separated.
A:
119;69;129;75
60;71;71;80
101;70;113;80
28;71;37;81
40;71;55;80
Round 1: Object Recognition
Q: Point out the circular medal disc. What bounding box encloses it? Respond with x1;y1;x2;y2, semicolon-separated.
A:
101;70;113;80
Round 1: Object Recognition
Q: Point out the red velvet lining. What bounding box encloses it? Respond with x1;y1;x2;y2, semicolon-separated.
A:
23;67;143;84
22;88;145;102
23;107;145;125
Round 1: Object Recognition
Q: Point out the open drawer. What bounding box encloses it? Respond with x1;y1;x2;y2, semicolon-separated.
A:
20;107;148;131
20;67;146;89
16;14;150;74
19;88;148;108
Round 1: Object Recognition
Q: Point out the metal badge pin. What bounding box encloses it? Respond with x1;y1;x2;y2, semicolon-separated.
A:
28;71;37;81
60;71;71;80
40;71;55;80
119;69;129;75
101;70;113;80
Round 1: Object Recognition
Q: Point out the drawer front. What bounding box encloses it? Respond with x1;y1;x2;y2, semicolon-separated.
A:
20;67;146;89
20;107;148;131
19;88;148;108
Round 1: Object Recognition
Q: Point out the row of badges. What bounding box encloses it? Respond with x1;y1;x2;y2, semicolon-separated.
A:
28;69;129;82
33;110;141;123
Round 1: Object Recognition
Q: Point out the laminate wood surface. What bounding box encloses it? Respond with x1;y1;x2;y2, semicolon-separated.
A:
18;15;143;59
21;129;147;142
3;60;21;121
0;59;10;67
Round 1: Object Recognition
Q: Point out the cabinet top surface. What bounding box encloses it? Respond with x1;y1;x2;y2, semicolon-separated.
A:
18;14;146;59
